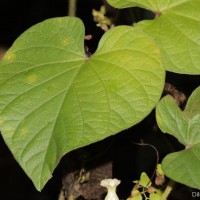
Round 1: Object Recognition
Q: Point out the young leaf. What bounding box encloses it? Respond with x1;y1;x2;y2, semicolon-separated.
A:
128;189;142;200
156;86;200;189
0;17;164;190
139;172;151;187
108;0;200;74
150;192;162;200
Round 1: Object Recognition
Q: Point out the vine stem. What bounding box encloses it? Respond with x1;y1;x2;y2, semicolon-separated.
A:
160;180;175;200
68;0;77;16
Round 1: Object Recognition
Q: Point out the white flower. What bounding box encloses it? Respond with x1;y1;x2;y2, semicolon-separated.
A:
100;178;121;200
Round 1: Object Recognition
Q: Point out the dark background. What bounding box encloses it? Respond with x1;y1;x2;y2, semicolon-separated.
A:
0;0;104;52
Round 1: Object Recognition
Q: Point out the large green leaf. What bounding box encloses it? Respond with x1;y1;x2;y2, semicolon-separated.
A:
107;0;186;11
156;86;200;189
108;0;200;74
0;17;165;190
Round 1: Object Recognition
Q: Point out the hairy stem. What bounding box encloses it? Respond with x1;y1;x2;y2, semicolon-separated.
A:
161;180;175;200
68;0;77;16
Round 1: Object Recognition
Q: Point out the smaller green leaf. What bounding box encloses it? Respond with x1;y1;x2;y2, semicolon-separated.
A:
128;191;143;200
139;172;151;187
156;86;200;189
156;95;189;145
162;144;200;189
134;195;142;200
150;193;162;200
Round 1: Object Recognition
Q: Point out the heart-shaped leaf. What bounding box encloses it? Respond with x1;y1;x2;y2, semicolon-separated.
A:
156;86;200;189
0;17;165;190
108;0;200;74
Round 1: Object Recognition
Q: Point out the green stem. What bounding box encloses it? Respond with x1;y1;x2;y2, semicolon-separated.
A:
160;180;175;200
68;0;77;16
